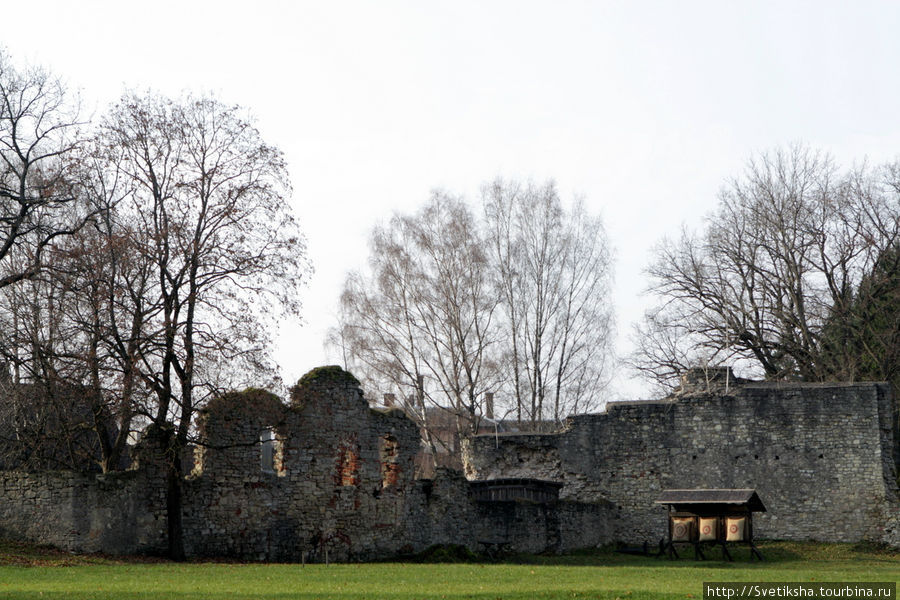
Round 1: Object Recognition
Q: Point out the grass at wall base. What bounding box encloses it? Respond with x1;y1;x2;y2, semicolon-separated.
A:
0;540;896;599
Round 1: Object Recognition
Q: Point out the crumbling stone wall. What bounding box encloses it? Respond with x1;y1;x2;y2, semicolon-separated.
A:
181;369;427;560
0;368;896;559
463;381;900;546
0;366;611;560
179;368;607;560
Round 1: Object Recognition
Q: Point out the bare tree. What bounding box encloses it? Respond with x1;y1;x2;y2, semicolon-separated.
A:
0;263;111;472
632;146;900;392
483;180;614;428
91;92;309;559
0;48;88;289
336;192;501;464
336;180;614;471
0;135;166;475
0;50;108;470
0;54;309;556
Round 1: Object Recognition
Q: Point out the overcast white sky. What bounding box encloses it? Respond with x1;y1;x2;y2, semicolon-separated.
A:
4;1;900;400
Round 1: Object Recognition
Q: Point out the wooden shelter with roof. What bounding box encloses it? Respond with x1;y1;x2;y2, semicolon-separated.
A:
470;478;564;504
655;488;766;561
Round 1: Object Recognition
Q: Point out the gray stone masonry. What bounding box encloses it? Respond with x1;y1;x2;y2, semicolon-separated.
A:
463;381;900;546
0;370;897;558
0;367;609;559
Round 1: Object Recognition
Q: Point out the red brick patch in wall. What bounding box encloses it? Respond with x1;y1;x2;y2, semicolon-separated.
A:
336;438;360;487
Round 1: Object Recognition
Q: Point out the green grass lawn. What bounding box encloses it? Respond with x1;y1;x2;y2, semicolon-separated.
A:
0;541;896;599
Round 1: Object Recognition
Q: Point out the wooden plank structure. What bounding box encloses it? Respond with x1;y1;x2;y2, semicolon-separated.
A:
469;478;564;557
470;478;563;503
655;488;766;561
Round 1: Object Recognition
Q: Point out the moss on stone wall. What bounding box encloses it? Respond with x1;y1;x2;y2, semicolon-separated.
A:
295;366;360;389
197;388;287;439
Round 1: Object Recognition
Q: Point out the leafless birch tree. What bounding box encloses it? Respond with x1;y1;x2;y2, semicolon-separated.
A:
336;180;614;453
483;180;613;428
336;192;501;463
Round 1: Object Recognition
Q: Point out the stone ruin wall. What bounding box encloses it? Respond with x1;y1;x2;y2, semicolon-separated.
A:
0;370;897;559
463;381;900;547
0;469;165;554
181;377;433;560
0;369;608;560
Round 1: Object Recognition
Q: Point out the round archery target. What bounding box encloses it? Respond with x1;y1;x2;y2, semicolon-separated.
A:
699;517;717;541
726;517;746;541
671;517;693;541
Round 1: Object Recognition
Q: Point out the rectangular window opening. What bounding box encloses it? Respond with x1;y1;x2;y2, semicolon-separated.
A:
260;427;276;474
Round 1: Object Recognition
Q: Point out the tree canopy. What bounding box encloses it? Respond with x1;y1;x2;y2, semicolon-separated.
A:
0;50;311;560
632;146;900;393
334;181;614;469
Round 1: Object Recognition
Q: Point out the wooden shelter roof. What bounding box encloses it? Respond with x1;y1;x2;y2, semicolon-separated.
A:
654;489;766;512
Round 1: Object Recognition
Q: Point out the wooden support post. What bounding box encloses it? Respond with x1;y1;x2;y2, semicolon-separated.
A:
721;542;733;562
694;542;705;560
750;543;763;561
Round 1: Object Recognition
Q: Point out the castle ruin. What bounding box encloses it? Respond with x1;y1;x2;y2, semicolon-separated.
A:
0;366;897;559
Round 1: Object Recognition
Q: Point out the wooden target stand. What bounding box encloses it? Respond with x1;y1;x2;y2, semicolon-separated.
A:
655;489;766;561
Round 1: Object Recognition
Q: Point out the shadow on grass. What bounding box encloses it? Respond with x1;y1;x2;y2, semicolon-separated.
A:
392;540;900;568
0;539;170;567
3;538;897;569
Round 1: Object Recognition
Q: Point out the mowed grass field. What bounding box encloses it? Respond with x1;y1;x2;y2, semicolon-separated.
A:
0;541;897;599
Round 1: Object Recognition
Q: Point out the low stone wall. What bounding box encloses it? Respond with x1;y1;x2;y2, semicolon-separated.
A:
0;466;607;561
413;469;613;555
0;469;167;554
